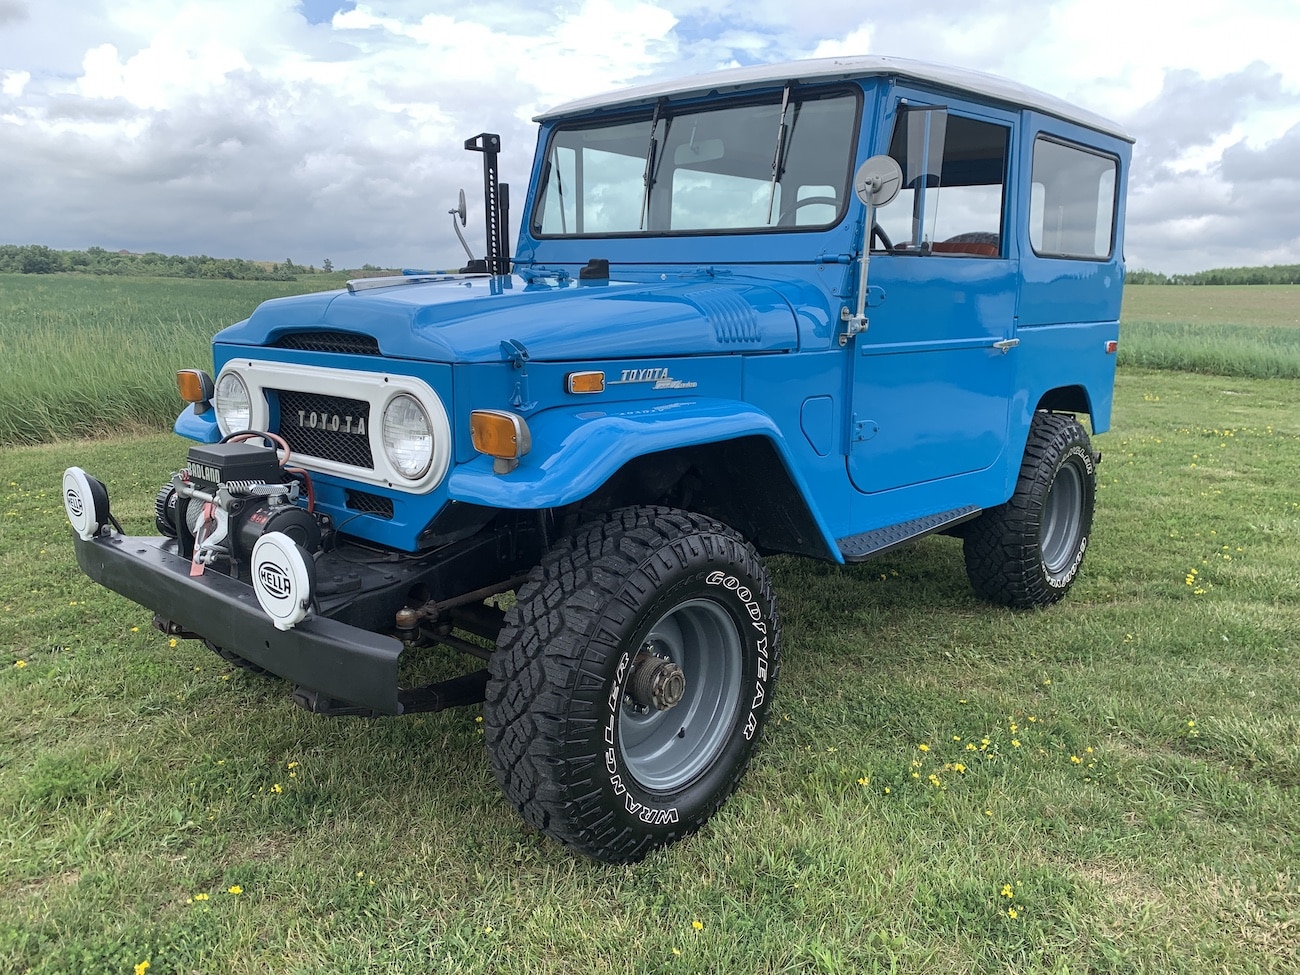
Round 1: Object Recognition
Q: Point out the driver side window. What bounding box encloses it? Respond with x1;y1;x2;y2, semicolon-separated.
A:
876;108;1009;257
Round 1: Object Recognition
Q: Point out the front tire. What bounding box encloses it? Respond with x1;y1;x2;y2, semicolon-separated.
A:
484;506;780;863
963;412;1097;608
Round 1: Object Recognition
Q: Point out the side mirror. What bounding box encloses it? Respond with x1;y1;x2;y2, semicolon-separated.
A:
853;155;903;208
450;188;474;263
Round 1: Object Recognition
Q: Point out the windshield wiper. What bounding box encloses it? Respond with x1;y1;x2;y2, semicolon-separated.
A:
766;82;796;224
639;98;668;231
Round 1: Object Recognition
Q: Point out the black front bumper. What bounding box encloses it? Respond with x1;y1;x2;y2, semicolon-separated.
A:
73;531;404;714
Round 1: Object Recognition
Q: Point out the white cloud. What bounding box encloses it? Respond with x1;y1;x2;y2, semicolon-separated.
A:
0;0;1297;272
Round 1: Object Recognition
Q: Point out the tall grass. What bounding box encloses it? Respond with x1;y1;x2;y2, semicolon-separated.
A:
0;275;345;445
3;275;1299;445
1119;320;1300;379
1119;283;1300;377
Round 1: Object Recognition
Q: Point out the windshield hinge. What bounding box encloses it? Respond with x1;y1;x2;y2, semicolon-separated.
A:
500;340;537;412
516;265;571;285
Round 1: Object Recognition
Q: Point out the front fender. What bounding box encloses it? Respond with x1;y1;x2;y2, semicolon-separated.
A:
445;399;840;555
174;404;221;442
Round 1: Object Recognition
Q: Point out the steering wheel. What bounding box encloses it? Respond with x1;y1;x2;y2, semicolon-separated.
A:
776;195;840;226
871;223;893;251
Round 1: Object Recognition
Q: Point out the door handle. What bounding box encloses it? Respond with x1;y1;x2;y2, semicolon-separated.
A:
992;338;1020;353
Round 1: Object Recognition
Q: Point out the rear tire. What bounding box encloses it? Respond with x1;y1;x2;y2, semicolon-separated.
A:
963;412;1097;608
484;506;780;863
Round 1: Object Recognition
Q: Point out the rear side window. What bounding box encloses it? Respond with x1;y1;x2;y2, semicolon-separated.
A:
1030;137;1118;259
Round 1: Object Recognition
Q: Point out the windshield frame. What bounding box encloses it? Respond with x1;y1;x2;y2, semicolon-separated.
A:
529;84;863;240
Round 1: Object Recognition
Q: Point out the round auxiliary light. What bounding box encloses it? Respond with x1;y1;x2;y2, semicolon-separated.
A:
213;371;251;434
62;467;111;541
251;531;316;631
381;393;434;479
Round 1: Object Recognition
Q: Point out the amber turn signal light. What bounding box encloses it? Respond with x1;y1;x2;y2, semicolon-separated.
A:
176;370;215;413
566;371;606;394
470;410;532;473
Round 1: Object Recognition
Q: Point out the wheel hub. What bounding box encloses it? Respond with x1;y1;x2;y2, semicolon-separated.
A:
628;650;686;711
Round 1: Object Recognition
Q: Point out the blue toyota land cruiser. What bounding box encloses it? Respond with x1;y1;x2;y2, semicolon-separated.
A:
64;56;1132;862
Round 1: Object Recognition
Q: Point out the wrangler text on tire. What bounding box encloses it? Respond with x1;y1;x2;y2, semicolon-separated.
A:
963;412;1097;608
484;506;780;863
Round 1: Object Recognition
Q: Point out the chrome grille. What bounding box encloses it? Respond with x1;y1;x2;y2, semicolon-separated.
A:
274;391;373;468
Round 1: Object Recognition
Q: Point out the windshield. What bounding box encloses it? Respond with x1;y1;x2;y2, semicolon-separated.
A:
532;87;860;237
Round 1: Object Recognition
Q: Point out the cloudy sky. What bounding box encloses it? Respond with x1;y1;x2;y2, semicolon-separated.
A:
2;0;1298;274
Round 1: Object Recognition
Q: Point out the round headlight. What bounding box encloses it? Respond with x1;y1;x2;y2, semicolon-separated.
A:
382;393;433;479
214;371;251;433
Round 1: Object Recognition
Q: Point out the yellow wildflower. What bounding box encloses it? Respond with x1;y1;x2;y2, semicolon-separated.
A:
135;961;150;975
692;920;704;931
917;743;930;752
227;885;243;895
13;660;26;669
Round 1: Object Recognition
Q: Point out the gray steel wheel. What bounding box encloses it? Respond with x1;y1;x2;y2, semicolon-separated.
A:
1041;459;1085;577
619;598;744;792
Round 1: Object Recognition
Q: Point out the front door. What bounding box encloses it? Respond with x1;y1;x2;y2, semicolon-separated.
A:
847;95;1020;495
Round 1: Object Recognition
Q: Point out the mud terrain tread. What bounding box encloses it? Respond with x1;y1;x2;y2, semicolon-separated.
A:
484;506;776;862
963;412;1095;608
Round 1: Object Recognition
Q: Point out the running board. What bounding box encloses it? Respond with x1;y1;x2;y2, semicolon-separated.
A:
837;506;981;562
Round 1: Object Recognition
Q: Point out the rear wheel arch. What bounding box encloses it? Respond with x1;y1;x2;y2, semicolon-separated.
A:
1034;385;1094;427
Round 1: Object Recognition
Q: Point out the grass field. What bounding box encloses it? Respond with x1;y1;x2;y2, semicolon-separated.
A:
1120;285;1300;379
3;383;1300;968
1;275;1298;445
0;274;347;446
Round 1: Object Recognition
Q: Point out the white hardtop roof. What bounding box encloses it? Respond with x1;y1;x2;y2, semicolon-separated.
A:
536;55;1133;143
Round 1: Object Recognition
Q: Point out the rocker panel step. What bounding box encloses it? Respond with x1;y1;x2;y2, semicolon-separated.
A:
837;505;981;562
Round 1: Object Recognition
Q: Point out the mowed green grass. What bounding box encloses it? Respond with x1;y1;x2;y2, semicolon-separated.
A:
3;369;1299;973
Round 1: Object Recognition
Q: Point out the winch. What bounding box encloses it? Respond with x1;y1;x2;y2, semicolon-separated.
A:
154;441;320;574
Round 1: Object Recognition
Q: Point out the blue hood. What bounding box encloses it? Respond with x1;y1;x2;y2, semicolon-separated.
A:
218;275;799;362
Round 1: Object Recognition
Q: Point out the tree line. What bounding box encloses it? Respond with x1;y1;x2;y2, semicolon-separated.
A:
1129;264;1300;286
0;244;356;280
